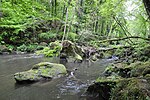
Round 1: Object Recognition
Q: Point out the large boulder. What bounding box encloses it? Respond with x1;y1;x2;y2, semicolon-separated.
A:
36;40;84;61
86;77;150;100
14;62;67;83
86;77;118;100
61;40;84;61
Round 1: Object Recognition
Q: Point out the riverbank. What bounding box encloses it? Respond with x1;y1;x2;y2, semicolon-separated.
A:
86;41;150;100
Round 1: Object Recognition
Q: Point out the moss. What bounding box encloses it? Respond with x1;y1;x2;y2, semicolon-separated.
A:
104;63;131;78
14;70;41;82
87;77;118;100
49;41;62;50
142;68;150;76
145;74;150;78
74;53;83;61
130;61;150;77
104;61;150;78
133;44;150;61
61;40;83;61
36;40;84;62
114;48;127;58
92;44;150;100
96;76;121;83
14;62;67;82
110;78;149;100
32;62;53;69
36;41;62;57
113;44;150;62
103;51;113;58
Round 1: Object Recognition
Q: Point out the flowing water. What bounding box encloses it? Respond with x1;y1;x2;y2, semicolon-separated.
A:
0;54;112;100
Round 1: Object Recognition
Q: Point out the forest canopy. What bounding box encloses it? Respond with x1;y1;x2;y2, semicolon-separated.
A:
0;0;149;49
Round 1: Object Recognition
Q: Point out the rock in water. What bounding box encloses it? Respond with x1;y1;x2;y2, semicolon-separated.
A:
14;62;67;83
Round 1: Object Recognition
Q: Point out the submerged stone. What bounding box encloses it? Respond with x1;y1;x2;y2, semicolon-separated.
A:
14;62;67;83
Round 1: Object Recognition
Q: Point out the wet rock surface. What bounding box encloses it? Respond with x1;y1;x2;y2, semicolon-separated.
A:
86;78;117;100
14;62;67;83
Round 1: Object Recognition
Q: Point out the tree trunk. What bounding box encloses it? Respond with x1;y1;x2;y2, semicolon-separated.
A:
54;0;57;16
143;0;150;19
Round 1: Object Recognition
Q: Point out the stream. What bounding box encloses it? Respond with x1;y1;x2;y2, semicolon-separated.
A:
0;54;112;100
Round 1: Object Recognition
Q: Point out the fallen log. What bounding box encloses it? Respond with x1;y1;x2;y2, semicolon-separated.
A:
97;36;150;43
98;45;130;52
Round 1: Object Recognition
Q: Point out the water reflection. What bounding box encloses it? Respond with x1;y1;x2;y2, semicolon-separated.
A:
14;82;33;89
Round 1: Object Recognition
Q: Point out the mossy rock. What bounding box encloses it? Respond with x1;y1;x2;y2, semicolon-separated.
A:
88;77;150;100
86;82;115;100
14;62;67;83
129;61;150;77
86;77;119;100
145;74;150;78
104;63;131;78
36;40;83;61
105;61;150;78
36;41;62;57
110;78;150;100
133;44;150;61
61;40;83;61
104;51;114;58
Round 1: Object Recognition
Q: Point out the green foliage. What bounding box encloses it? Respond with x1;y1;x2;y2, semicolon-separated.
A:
36;47;55;57
58;32;77;41
67;32;77;41
111;79;147;100
0;37;2;44
17;44;38;52
7;45;15;51
133;42;150;61
0;0;150;54
125;0;149;37
1;0;48;25
17;44;26;52
36;41;62;57
0;0;54;44
38;31;57;41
